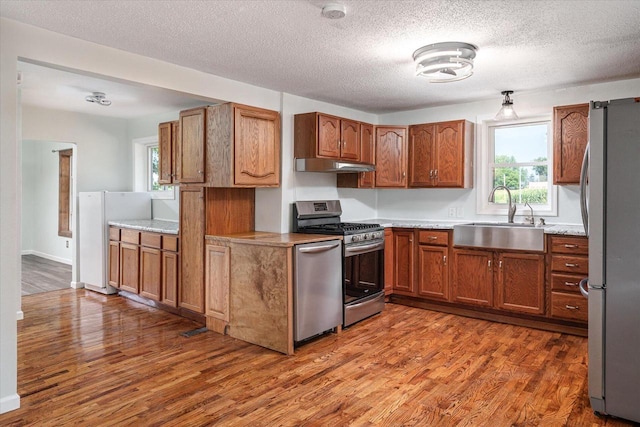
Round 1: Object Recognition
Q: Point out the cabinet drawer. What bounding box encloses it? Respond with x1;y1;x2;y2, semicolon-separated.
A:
550;236;588;255
418;230;449;246
141;232;162;249
551;292;588;322
550;273;584;293
551;255;588;275
163;235;179;252
121;229;140;244
109;227;121;241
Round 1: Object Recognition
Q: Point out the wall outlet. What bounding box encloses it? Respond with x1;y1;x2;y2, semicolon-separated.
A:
65;240;69;248
456;207;464;218
448;208;456;218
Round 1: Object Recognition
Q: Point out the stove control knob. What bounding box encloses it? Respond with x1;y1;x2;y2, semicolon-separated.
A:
352;235;360;242
363;233;370;240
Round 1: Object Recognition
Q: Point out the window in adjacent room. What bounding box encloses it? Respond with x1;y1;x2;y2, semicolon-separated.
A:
133;136;174;199
478;118;557;216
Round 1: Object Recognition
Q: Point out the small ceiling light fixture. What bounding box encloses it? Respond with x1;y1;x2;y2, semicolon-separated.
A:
85;91;112;106
413;41;477;83
495;90;519;120
321;3;346;19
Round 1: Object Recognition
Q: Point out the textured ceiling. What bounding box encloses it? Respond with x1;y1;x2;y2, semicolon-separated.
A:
2;0;640;115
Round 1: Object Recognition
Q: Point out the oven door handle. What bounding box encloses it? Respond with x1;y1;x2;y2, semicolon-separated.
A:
344;241;384;256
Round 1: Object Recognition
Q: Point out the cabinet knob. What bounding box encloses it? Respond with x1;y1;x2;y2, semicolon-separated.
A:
443;255;447;265
198;170;203;174
402;171;406;178
488;260;492;269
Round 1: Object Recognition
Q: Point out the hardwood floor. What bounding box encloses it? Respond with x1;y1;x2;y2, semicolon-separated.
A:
21;255;71;295
1;289;634;426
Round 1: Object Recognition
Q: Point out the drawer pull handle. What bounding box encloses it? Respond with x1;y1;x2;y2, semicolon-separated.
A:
564;244;578;248
564;281;578;287
565;305;579;310
565;263;579;268
428;236;438;240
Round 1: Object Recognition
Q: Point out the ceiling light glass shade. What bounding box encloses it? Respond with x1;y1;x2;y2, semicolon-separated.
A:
85;91;112;106
495;91;519;120
413;42;477;83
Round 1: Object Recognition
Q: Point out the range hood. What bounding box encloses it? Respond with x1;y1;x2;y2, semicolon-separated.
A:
295;158;375;173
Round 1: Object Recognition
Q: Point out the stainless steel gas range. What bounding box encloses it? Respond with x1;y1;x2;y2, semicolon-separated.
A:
293;200;385;327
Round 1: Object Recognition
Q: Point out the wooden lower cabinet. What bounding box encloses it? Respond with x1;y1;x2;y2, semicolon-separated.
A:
451;249;493;307
139;247;161;300
495;252;545;315
548;235;588;323
205;244;230;332
162;251;179;307
417;245;448;301
384;228;394;295
108;240;120;288
119;243;140;294
180;187;206;313
392;230;415;295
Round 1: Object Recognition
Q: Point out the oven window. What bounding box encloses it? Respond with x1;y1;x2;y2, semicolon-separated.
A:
344;249;384;304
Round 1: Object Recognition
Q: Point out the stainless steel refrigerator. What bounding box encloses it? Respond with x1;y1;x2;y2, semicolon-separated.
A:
580;98;640;423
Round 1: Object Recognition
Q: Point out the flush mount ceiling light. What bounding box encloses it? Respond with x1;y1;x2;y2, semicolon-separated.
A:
412;42;477;83
495;90;519;120
321;3;346;19
85;91;112;106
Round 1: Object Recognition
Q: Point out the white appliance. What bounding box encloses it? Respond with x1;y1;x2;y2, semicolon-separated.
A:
580;98;640;423
78;191;152;294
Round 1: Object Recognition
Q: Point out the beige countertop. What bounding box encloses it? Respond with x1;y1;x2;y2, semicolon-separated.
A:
358;218;586;236
206;231;343;247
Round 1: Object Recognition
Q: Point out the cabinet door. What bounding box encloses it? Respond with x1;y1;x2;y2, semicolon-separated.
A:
392;230;415;295
205;245;230;322
162;251;179;308
234;105;280;186
139;246;161;301
417;245;449;301
179;187;205;313
359;123;375;188
340;119;360;161
317;114;341;158
108;241;120;288
495;252;545;314
434;121;464;187
408;123;436;187
375;126;407;188
384;228;394;295
451;249;493;306
178;107;206;183
119;243;140;294
158;121;173;185
553;104;589;184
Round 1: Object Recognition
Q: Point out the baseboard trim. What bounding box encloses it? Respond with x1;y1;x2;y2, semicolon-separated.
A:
16;310;24;321
70;281;84;289
21;251;72;265
0;393;20;414
84;283;118;295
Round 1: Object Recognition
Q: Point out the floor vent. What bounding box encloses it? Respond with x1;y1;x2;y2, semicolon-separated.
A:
180;327;208;338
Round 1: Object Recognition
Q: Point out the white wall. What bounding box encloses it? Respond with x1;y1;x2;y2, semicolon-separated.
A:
21;140;75;264
375;78;640;224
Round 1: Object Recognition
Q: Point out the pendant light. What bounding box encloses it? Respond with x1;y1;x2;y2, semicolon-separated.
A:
495;91;518;120
413;42;478;83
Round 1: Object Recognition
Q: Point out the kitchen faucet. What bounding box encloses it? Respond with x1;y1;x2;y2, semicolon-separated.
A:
488;185;516;223
524;201;535;225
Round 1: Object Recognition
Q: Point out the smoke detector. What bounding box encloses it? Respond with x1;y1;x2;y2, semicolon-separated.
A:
85;92;112;106
321;3;346;19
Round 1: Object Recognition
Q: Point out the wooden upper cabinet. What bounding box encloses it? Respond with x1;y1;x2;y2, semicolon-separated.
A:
408;123;436;187
359;123;375;188
375;126;408;188
553;104;589;185
409;120;473;188
294;112;361;162
179;103;281;188
232;105;281;187
158;120;179;185
178;108;206;183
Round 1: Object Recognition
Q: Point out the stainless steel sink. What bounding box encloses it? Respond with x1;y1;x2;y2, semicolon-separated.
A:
453;222;545;252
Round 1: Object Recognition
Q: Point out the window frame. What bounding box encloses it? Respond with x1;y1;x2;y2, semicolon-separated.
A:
477;115;557;217
133;136;175;200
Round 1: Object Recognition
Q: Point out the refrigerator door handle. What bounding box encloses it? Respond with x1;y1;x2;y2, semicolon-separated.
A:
579;143;589;237
579;278;589;298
